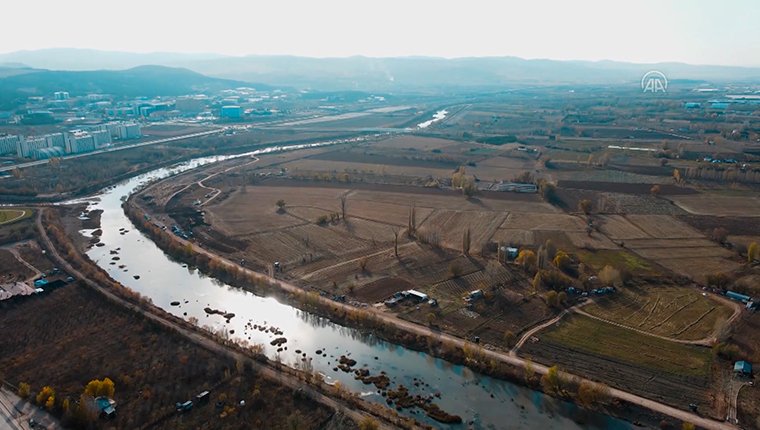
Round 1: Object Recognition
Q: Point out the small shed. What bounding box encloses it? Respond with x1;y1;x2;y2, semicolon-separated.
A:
734;361;753;376
405;290;429;303
465;290;484;303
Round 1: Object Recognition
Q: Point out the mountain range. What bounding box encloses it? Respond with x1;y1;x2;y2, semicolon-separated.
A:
1;48;759;97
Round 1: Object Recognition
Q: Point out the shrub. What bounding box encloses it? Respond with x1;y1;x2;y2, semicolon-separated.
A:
17;382;30;399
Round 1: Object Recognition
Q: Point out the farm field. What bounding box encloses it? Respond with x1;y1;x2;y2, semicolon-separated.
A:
522;314;716;414
0;208;30;225
669;193;760;216
583;284;735;341
589;214;741;282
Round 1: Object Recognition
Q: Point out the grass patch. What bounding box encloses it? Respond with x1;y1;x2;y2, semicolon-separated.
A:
584;285;733;341
541;314;713;378
577;249;656;275
0;208;30;225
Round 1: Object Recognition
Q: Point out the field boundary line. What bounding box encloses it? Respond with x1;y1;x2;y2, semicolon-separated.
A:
575;308;712;346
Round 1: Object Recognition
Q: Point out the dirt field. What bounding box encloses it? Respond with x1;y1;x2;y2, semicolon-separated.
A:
558;181;697;195
669;193;760;216
583;285;734;341
0;285;336;430
522;314;717;415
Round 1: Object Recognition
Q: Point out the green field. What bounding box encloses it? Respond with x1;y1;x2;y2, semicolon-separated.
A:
577;249;657;275
541;314;713;378
584;285;733;341
0;209;30;225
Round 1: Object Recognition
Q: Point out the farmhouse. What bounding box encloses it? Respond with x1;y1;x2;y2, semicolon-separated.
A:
734;361;753;376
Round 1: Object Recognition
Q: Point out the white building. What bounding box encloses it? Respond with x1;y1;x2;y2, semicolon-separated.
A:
54;91;70;100
90;130;112;148
118;123;141;140
0;135;20;155
17;136;50;158
65;131;96;154
45;133;65;148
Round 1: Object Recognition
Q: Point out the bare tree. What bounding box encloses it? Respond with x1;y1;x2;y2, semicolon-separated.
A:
392;228;400;257
407;203;417;238
340;195;347;221
462;227;471;256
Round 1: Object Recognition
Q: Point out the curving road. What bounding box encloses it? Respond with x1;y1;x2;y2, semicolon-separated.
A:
132;193;738;430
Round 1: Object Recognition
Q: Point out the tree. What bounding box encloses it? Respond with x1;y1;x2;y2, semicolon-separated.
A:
36;386;55;406
682;422;695;430
503;330;516;347
557;291;568;306
673;168;682;184
462;228;471;256
541;365;565;395
748;242;759;263
578;199;592;215
339;196;347;221
276;199;286;212
407;203;417;238
650;184;661;196
392;228;400;258
17;382;30;399
545;290;559;308
538;180;560;205
710;227;728;244
45;394;55;411
426;312;437;326
84;378;115;399
598;265;622;287
516;249;537;272
358;417;380;430
449;262;463;278
577;380;610;408
553;250;573;273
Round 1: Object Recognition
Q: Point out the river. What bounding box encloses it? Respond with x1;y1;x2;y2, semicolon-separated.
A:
75;137;633;429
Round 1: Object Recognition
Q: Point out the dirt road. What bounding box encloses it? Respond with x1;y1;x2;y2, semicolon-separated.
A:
137;203;737;430
34;211;395;430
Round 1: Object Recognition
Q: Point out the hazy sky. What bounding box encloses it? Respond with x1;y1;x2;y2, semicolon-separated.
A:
3;0;759;66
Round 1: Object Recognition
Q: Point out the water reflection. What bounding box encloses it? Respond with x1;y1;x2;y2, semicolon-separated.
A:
75;139;632;430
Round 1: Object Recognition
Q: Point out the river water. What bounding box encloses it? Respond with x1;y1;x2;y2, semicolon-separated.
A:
76;136;633;429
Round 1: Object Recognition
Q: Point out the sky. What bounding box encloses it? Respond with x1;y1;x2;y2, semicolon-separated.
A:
3;0;759;66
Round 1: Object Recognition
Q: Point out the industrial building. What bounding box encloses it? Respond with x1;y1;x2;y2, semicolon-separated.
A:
220;105;242;119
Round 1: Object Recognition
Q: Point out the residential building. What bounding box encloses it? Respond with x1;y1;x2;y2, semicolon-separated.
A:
90;129;112;147
0;135;20;155
54;91;70;100
65;131;96;154
118;123;141;139
17;136;50;158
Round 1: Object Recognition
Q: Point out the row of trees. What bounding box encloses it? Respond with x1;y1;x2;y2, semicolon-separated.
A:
17;378;115;427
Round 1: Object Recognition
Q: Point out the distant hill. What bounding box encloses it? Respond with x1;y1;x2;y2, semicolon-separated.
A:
1;49;759;91
0;65;265;108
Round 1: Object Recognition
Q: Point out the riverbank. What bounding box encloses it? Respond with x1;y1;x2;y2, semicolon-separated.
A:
38;207;421;430
123;194;691;430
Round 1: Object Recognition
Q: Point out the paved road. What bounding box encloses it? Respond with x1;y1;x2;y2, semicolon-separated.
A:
0;387;62;430
0;129;223;173
34;211;395;430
